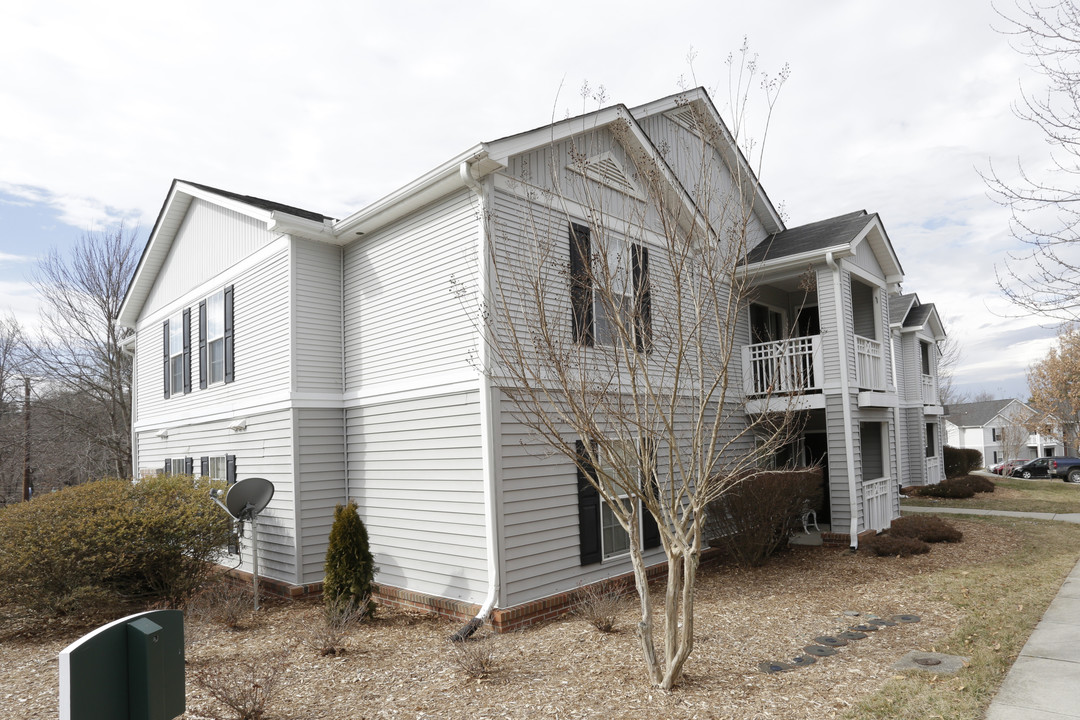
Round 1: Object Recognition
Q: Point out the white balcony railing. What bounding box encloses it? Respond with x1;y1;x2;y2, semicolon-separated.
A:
855;335;885;391
742;335;823;397
921;373;938;405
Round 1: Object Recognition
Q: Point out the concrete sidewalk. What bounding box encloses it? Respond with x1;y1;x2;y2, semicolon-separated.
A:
899;505;1080;718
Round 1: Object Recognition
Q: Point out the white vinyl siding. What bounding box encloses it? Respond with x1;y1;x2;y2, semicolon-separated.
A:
143;198;275;318
293;239;344;394
342;190;478;391
135;244;291;427
346;390;486;604
295;407;347;583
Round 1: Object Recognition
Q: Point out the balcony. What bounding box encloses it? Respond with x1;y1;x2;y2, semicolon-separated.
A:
921;373;938;406
855;335;884;391
743;335;823;398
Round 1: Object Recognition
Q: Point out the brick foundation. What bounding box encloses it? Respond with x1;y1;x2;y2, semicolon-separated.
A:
820;529;878;548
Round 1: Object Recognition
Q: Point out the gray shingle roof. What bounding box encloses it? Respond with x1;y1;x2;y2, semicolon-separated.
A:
944;399;1018;427
746;210;873;263
905;302;936;329
890;293;917;325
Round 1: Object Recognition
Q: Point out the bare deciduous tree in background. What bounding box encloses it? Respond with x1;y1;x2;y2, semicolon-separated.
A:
465;56;798;689
25;223;139;480
988;0;1080;319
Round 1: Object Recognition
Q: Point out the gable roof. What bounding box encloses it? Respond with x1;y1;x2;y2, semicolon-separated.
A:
743;210;904;282
119;180;334;328
890;292;946;339
944;398;1027;428
890;293;918;326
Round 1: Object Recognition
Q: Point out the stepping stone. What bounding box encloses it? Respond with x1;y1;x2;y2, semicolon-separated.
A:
850;624;879;632
790;654;816;667
892;614;921;623
814;635;848;647
803;644;837;657
759;661;794;674
892;651;968;674
838;631;868;640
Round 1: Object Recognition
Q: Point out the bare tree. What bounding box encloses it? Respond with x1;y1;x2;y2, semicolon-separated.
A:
1028;325;1080;450
465;60;796;689
999;404;1035;460
0;316;27;501
25;223;139;479
988;1;1080;319
936;330;965;407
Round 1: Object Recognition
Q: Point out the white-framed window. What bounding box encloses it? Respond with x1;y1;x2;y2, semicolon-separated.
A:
209;456;227;482
569;223;650;351
206;289;226;385
169;314;184;394
598;442;635;560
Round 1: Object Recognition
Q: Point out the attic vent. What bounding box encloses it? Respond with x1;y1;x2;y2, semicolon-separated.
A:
570;152;643;198
667;106;701;133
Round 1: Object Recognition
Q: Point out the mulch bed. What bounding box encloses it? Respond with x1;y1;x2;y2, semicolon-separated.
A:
0;519;1022;719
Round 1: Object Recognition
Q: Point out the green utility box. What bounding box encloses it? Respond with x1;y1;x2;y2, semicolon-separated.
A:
59;609;185;720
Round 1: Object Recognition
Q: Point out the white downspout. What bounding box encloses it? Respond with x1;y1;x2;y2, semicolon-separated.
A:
889;324;903;507
122;335;137;478
454;160;500;640
827;252;860;549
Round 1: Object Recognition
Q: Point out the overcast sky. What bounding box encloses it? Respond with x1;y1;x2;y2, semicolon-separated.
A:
0;0;1064;400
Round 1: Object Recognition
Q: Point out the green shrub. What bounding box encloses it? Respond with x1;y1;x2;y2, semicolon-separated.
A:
323;501;376;617
705;467;822;568
914;478;977;499
889;515;963;543
0;475;231;615
865;534;931;557
943;445;983;478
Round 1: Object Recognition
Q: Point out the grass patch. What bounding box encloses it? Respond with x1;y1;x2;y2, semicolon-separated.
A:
902;476;1080;514
847;515;1080;719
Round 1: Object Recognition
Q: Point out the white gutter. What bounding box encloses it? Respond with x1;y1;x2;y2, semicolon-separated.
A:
453;159;500;640
826;251;860;549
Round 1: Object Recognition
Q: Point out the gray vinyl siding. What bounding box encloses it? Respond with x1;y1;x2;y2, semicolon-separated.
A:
143;198;276;317
824;393;856;531
851;236;885;277
346;390;486;603
293;239;343;394
815;266;843;387
134;408;297;582
635;112;771;247
296;407;347;583
342;189;478;391
135;243;292;426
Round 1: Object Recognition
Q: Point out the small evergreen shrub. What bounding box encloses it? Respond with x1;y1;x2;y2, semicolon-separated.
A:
943;445;983;478
865;534;931;557
889;515;963;543
323;501;376;617
0;475;231;615
705;467;822;568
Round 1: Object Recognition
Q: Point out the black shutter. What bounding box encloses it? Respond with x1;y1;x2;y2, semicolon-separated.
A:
200;456;209;477
164;458;172;474
182;308;192;394
569;223;594;346
163;319;170;399
641;439;661;550
226;454;236;485
632;244;651;352
577;440;602;565
198;300;207;389
184;457;193;475
223;285;234;384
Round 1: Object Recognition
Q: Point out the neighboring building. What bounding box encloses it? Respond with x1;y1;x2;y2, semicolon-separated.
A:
890;293;946;485
119;88;950;629
944;399;1064;467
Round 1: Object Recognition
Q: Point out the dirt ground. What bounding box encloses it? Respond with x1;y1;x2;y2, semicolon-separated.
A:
0;519;1023;720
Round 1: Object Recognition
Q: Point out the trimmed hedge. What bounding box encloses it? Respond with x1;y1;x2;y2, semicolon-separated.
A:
0;475;231;615
912;474;995;499
944;445;983;478
865;534;931;557
889;515;963;543
705;467;822;568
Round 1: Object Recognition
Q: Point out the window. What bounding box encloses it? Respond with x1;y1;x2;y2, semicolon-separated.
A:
576;439;662;565
992;427;1000;442
925;423;937;458
569;223;650;351
200;454;236;484
920;341;931;375
199;285;234;388
860;422;886;480
750;303;785;344
163;310;191;397
165;457;192;475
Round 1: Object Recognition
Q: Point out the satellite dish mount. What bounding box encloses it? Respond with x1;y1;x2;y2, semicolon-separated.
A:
211;477;274;611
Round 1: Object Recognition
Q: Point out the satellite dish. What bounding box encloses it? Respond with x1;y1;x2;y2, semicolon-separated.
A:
212;477;275;612
224;477;274;520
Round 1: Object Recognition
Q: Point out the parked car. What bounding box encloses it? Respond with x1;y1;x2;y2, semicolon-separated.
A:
991;458;1023;475
1048;457;1080;483
1011;457;1054;479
